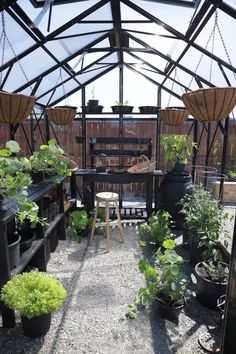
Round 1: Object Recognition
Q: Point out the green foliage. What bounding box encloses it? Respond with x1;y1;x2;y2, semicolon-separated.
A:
202;261;229;283
0;141;46;227
30;139;72;177
1;271;67;319
179;185;229;262
160;134;197;167
115;100;129;106
138;210;175;244
125;240;194;319
95;159;103;168
68;209;92;243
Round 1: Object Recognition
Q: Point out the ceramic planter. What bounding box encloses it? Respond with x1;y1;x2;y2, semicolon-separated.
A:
21;313;51;338
195;261;228;310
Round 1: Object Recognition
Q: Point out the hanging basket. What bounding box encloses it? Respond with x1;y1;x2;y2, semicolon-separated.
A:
46;106;77;125
182;87;236;123
159;107;188;126
0;91;35;124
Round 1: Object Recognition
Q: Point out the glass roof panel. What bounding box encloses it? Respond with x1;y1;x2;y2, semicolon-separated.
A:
134;52;169;72
122;0;196;34
81;3;112;21
3;48;57;92
1;12;35;64
45;33;107;61
76;66;112;84
54;22;112;40
35;68;71;97
17;0;101;35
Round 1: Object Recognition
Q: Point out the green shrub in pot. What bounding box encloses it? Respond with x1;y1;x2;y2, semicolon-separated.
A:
125;239;196;320
1;271;67;337
68;209;93;242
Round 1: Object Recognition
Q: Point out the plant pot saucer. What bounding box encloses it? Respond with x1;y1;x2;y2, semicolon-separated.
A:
198;332;220;353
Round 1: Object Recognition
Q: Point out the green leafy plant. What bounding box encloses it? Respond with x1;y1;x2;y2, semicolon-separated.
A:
125;239;196;319
161;134;197;167
30;139;72;177
202;261;229;283
0;141;47;227
115;100;129;106
138;210;175;245
1;271;67;319
180;185;229;260
95;159;104;168
68;209;92;243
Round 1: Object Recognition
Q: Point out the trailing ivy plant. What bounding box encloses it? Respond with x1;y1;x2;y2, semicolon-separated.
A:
161;134;197;167
138;210;175;245
125;239;196;319
0;141;47;227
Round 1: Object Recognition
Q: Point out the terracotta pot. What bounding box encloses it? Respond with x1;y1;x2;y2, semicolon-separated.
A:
182;87;236;122
46;106;77;125
0;91;35;124
159;108;188;126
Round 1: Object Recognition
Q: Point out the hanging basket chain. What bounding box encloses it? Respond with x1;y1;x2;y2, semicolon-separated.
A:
0;12;31;89
0;15;6;86
188;11;218;89
167;67;177;107
59;67;69;106
216;20;236;82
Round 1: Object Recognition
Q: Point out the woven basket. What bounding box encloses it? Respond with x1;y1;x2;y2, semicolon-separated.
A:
182;87;236;122
46;106;77;125
128;155;156;174
159;108;188;126
0;91;35;124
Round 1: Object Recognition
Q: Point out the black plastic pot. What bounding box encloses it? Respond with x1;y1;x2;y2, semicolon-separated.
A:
189;241;205;266
8;233;21;270
31;171;44;184
96;166;106;173
81;105;103;114
153;297;184;321
138;106;160;114
87;99;99;106
159;170;193;229
195;262;228;310
21;313;51;338
111;105;134;114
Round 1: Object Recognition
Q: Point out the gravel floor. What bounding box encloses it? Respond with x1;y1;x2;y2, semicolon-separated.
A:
0;222;227;354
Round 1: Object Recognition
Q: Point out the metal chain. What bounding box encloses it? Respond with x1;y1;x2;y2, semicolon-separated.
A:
59;68;69;106
0;12;6;86
0;11;32;89
188;11;218;89
167;67;177;107
216;20;236;82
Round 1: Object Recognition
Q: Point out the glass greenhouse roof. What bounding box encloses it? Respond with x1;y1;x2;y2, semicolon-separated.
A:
0;0;235;109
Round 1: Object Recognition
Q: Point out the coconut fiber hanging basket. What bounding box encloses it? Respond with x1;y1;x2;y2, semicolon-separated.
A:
46;106;77;125
182;87;236;123
159;108;189;126
0;91;35;124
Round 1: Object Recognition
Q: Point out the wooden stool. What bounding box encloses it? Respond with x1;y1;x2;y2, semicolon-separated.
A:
89;192;124;252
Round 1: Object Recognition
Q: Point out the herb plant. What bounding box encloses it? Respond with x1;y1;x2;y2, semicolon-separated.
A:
138;210;175;245
125;239;196;319
1;271;67;319
68;209;92;243
161;134;197;167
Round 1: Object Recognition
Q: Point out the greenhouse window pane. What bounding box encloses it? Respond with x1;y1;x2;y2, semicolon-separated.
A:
0;12;35;64
35;69;71;97
3;48;58;92
17;0;100;35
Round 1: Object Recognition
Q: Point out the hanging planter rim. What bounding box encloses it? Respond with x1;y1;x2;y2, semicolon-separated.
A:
182;87;236;122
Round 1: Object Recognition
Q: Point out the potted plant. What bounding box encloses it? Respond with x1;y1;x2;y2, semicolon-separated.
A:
1;271;67;337
68;209;92;242
95;159;106;173
111;100;134;114
138;210;175;246
29;139;73;182
125;239;196;321
159;134;197;228
82;88;103;113
0;140;47;227
180;185;230;309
